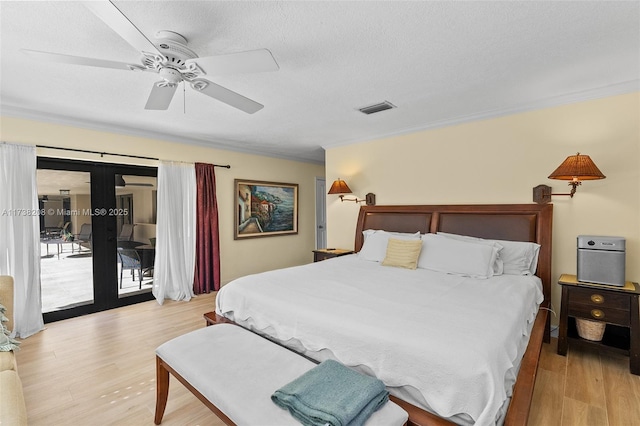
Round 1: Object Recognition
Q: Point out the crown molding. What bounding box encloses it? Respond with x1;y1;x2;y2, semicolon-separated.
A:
323;80;640;150
0;106;325;165
3;79;636;163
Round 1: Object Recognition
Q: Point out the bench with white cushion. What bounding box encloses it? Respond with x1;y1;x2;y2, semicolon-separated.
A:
155;323;408;425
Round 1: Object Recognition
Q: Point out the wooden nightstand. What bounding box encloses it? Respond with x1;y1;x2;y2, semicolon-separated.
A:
557;273;639;375
312;248;355;262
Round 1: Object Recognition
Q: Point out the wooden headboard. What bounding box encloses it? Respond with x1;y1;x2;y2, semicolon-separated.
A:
355;204;553;335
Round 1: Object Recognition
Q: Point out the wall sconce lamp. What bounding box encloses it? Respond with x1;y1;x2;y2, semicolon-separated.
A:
533;152;605;204
328;178;376;205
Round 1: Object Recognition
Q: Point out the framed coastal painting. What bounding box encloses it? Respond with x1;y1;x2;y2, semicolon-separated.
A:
234;179;299;239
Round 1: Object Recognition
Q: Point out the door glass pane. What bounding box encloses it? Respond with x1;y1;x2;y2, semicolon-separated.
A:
115;174;157;298
38;170;94;312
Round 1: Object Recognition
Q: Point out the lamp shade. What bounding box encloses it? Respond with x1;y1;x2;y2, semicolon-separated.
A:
328;178;353;195
548;153;605;181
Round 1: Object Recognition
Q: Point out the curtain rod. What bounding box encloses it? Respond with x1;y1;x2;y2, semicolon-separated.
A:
35;145;231;169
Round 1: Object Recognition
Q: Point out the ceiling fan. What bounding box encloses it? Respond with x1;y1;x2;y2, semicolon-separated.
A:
21;1;279;113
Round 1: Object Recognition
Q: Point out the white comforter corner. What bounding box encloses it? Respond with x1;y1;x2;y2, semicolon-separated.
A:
215;255;543;425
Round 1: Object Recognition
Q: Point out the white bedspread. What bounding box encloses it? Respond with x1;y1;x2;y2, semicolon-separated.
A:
215;255;543;425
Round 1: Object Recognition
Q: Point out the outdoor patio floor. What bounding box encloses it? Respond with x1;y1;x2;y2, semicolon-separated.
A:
40;242;152;312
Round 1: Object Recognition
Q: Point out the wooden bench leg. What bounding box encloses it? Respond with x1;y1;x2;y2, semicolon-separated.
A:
155;356;170;425
154;353;236;425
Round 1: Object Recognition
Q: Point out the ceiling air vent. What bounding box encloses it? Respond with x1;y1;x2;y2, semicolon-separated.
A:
358;101;396;115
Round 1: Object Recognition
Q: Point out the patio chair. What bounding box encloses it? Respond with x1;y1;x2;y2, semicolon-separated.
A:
117;223;135;241
117;247;145;289
74;223;92;252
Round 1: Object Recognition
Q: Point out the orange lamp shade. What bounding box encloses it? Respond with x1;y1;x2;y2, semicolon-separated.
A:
328;179;353;195
548;153;606;182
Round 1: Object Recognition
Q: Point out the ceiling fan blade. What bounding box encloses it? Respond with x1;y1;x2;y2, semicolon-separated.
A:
21;49;145;71
83;1;162;56
188;49;279;75
190;79;264;114
145;82;177;110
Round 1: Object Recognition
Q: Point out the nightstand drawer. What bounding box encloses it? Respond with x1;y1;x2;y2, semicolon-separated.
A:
569;287;630;311
568;304;630;326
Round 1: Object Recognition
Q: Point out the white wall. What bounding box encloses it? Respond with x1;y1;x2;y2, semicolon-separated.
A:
1;116;325;285
325;92;640;322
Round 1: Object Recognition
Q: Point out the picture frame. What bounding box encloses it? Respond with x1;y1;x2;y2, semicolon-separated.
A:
234;179;299;239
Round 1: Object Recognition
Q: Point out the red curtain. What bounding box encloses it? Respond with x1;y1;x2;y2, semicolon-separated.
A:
193;163;221;293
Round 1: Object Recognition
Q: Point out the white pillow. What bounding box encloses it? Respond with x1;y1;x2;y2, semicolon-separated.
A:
435;232;504;276
437;232;540;275
359;230;420;262
498;240;541;275
418;233;499;279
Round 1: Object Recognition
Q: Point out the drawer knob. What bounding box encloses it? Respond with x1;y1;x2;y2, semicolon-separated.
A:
591;309;605;319
590;294;604;304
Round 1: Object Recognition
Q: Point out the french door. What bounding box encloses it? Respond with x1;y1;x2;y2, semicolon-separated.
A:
38;157;157;322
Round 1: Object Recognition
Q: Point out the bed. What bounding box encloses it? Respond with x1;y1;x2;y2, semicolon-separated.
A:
214;204;553;426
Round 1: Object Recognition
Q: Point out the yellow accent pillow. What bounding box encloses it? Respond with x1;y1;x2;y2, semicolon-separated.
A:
382;238;423;270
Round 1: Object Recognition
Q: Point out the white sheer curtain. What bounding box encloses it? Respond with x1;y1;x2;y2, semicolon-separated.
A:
152;161;196;304
0;143;44;337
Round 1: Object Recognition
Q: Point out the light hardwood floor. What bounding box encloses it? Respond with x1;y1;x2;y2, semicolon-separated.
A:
15;296;640;425
16;292;223;426
529;337;640;426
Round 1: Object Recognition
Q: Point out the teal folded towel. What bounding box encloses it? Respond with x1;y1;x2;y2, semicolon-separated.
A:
271;359;389;426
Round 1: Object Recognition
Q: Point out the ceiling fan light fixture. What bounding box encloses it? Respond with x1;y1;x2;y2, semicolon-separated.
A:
159;67;183;84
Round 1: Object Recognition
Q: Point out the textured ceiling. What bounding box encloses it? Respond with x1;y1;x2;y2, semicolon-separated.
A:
1;1;638;164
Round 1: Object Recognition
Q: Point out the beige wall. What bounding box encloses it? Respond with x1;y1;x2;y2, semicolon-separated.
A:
1;116;325;285
326;92;640;321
